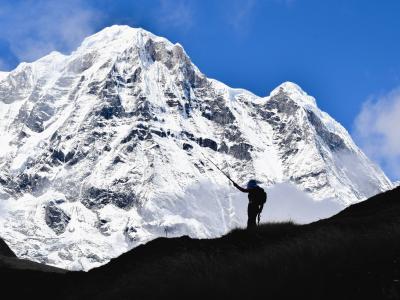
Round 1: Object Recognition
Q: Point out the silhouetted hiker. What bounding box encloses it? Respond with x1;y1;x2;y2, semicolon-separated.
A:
201;153;267;229
233;179;267;229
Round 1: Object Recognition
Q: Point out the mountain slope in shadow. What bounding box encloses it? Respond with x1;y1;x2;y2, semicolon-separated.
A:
0;237;16;257
1;186;399;300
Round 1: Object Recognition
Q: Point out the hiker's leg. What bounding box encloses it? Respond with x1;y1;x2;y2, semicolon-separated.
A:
247;203;258;229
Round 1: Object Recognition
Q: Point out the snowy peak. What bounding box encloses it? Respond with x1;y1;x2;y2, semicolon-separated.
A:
75;25;194;72
79;25;161;50
0;25;196;105
267;81;359;153
269;81;317;109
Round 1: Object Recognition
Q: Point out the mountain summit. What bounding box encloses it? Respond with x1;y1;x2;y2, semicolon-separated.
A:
0;25;392;270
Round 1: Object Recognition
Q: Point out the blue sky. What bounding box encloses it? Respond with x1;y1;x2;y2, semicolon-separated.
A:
0;0;399;180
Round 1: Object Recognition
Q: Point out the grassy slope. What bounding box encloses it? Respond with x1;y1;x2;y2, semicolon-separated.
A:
1;187;399;299
0;237;16;257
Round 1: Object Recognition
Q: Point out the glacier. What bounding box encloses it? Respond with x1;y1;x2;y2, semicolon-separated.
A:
0;25;393;270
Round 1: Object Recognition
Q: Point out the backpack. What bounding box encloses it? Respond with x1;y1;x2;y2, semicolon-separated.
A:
257;188;267;206
250;187;267;207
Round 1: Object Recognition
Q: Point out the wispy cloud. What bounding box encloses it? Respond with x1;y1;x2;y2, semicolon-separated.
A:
154;0;194;31
263;182;342;224
0;0;102;63
226;0;257;35
354;88;400;180
0;58;8;71
225;0;295;35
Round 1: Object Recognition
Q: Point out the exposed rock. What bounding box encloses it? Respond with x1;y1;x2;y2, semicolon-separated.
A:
82;187;136;209
229;143;252;160
306;110;346;151
45;202;71;235
197;138;218;151
183;143;193;151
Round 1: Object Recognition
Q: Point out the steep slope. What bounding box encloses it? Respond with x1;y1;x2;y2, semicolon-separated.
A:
0;25;392;270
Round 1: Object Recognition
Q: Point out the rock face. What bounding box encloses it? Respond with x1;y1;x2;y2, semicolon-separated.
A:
0;25;393;270
45;201;71;235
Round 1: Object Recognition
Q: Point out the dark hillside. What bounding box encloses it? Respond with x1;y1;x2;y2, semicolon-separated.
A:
0;187;399;300
0;237;16;257
0;237;66;299
332;186;400;220
71;187;400;300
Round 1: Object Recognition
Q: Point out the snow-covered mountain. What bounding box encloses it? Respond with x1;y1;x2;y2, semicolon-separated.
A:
0;25;392;270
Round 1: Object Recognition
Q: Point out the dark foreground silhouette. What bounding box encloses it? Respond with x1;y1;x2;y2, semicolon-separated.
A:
233;179;267;229
1;187;400;300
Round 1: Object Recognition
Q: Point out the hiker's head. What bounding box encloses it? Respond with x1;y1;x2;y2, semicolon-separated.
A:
247;179;259;189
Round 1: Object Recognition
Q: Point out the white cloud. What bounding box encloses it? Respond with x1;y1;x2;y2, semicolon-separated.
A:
230;182;343;225
262;182;343;224
0;0;102;63
354;88;400;180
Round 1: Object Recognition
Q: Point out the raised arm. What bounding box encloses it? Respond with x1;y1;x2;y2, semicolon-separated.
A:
232;182;250;193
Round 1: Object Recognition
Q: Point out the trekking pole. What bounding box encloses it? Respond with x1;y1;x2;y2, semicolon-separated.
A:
201;152;237;186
